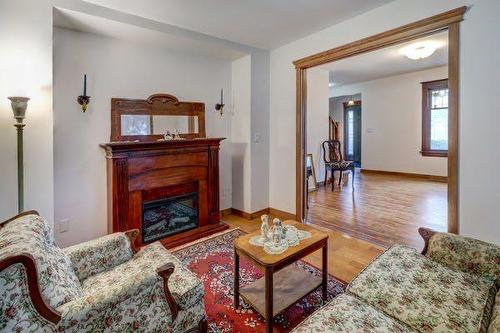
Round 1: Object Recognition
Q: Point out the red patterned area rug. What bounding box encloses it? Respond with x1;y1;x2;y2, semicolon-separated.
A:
172;229;346;333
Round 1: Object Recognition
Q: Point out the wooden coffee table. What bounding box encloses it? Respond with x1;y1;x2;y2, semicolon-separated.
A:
233;221;328;333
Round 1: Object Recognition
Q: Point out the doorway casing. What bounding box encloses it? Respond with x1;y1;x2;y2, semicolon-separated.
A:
293;6;467;234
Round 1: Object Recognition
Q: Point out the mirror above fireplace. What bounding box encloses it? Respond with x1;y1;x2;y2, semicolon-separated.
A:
111;93;206;142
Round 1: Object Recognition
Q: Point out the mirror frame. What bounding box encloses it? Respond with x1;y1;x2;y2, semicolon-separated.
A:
110;93;206;142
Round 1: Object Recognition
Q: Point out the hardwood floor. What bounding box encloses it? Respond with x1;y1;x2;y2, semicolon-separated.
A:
307;169;447;250
223;214;383;283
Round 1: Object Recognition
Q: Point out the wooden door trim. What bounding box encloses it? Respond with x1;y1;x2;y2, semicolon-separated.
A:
294;7;466;234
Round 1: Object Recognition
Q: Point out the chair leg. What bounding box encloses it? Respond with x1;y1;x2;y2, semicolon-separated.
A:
331;169;335;191
338;171;342;186
198;318;208;333
351;167;355;189
324;168;328;187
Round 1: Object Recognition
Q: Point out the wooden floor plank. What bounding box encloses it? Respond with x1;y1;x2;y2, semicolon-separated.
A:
307;169;447;249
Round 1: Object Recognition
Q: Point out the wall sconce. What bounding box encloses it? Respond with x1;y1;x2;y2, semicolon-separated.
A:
215;88;225;116
77;74;91;112
7;96;30;213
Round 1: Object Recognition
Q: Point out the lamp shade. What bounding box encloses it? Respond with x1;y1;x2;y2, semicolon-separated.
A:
8;96;30;123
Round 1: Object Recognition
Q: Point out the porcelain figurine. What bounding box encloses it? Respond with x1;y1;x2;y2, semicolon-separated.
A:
164;130;173;140
260;214;270;241
272;218;284;244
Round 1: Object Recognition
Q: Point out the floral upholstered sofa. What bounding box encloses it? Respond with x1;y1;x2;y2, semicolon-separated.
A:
0;211;207;333
292;228;500;333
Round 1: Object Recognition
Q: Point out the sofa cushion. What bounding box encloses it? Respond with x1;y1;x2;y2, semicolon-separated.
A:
80;242;203;309
0;214;82;308
348;245;495;333
488;291;500;333
426;232;500;285
291;293;416;333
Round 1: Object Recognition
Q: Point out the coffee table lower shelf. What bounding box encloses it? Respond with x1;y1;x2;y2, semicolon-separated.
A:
239;265;322;317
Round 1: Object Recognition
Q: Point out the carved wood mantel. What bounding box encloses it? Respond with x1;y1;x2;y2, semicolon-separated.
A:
100;138;228;248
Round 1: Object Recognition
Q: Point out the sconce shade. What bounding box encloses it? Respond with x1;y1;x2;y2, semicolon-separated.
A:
8;97;30;123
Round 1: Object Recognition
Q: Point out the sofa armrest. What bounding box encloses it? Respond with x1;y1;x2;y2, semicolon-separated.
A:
419;227;500;283
0;254;61;325
63;230;138;281
57;263;179;331
157;263;179;321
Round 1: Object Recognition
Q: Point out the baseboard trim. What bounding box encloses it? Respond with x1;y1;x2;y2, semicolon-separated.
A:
231;208;270;220
268;207;297;221
220;208;233;217
360;169;447;183
222;207;298;221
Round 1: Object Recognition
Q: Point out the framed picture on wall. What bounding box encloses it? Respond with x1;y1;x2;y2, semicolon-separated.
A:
306;154;318;192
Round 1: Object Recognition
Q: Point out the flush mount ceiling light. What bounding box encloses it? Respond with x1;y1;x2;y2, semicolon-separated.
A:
400;41;440;60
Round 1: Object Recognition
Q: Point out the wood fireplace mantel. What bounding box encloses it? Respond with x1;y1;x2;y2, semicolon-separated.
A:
100;138;228;248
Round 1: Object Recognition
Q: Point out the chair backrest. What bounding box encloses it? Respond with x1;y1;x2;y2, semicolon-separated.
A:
0;213;82;310
322;140;343;164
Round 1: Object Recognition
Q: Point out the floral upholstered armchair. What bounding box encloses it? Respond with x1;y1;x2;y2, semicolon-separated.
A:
0;211;207;333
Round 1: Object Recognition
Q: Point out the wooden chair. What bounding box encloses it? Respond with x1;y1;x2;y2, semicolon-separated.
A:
322;140;355;191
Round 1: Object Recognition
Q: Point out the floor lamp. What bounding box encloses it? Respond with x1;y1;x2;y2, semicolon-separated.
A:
8;96;29;214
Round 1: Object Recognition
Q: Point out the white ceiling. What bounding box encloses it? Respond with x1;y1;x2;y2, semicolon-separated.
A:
54;8;246;60
82;0;395;49
321;31;448;87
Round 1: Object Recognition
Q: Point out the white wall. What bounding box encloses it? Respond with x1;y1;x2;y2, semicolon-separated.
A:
331;66;448;176
250;52;270;212
269;0;500;244
230;52;271;214
54;27;233;246
0;0;54;223
306;68;329;183
231;55;252;212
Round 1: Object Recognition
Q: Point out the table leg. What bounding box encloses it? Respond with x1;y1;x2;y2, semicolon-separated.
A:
234;249;240;309
265;267;274;333
322;241;328;301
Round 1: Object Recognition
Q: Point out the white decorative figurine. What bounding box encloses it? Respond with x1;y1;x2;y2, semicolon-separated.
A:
164;130;173;140
272;218;284;244
260;214;270;242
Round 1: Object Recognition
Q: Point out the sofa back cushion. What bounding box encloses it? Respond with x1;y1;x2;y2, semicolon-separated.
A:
0;214;82;308
426;233;500;285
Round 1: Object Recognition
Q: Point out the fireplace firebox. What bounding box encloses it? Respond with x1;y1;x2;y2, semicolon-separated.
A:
143;192;198;243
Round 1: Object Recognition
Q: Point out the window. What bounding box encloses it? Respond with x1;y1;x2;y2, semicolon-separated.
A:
347;110;354;156
421;79;448;157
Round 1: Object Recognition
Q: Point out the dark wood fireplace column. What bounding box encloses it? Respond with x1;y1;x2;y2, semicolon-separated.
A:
100;138;228;249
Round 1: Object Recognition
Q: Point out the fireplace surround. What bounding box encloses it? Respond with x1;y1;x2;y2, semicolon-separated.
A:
100;93;227;248
100;138;227;248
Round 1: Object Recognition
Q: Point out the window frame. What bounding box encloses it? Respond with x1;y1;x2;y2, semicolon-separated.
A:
421;79;449;157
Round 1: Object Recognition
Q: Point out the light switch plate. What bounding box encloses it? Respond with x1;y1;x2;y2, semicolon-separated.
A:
59;219;70;233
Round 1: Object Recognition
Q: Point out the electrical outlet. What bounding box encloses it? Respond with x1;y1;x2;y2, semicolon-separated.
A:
59;219;70;233
254;133;261;143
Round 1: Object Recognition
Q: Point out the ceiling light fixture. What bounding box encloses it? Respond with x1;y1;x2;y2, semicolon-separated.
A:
401;41;440;60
